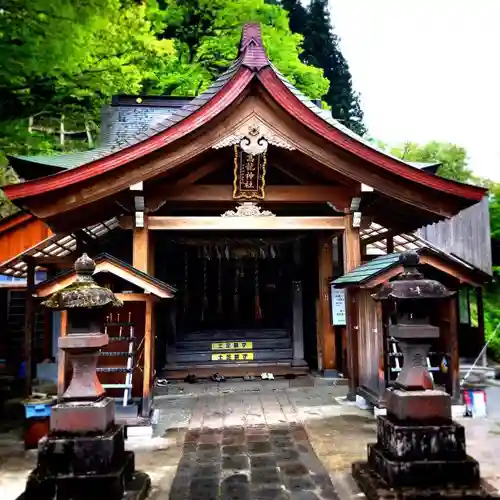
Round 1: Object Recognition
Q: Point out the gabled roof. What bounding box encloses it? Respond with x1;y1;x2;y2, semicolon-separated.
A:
332;247;490;288
3;23;486;210
36;253;176;299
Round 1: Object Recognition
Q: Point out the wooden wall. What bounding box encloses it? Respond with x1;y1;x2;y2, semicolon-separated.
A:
357;290;384;397
0;215;53;264
417;197;492;274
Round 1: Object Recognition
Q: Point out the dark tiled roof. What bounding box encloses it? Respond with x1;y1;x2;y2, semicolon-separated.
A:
9;59;242;171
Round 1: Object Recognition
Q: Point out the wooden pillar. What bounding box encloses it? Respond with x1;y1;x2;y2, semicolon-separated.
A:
343;214;361;273
23;258;36;397
148;232;156;277
476;287;486;367
317;233;336;373
343;214;361;399
142;297;153;417
133;226;150;274
345;289;359;400
57;310;68;399
292;281;306;366
386;236;394;254
447;297;460;402
292;240;305;366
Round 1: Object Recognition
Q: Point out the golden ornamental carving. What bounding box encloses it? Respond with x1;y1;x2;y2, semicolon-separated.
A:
212;120;295;153
221;202;275;217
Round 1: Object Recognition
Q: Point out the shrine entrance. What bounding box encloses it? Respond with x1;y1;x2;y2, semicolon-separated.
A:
156;231;316;376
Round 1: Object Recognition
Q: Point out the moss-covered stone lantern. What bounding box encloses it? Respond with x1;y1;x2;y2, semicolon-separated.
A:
42;253;122;403
18;254;150;500
352;251;497;499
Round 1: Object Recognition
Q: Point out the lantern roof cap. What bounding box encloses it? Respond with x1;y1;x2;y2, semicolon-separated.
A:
41;253;123;310
373;250;454;301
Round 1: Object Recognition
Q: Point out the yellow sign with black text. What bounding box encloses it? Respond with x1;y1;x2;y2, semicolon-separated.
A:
211;341;253;350
211;352;254;361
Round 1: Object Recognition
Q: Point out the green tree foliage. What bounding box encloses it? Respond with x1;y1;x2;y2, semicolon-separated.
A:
154;0;329;98
387;141;473;183
1;0;173;123
0;0;329;217
278;0;366;136
481;182;500;360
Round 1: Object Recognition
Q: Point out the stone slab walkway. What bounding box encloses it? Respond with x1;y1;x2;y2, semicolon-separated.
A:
165;423;339;500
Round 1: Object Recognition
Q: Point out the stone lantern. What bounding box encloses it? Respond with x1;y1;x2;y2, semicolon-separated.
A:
373;250;454;420
18;254;150;500
352;251;496;499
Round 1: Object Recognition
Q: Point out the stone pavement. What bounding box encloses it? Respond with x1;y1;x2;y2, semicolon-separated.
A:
1;382;500;499
164;423;339;500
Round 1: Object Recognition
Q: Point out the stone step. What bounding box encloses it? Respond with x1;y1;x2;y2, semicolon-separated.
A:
171;348;293;364
179;329;290;342
175;338;291;351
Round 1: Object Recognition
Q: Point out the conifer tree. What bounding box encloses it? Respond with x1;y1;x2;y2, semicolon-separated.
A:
280;0;308;34
279;0;366;136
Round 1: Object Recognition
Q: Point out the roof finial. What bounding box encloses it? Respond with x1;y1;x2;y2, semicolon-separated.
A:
239;23;270;71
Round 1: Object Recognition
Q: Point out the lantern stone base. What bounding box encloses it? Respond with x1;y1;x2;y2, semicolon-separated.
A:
50;398;115;434
352;462;499;500
352;389;499;499
385;389;452;421
17;425;150;500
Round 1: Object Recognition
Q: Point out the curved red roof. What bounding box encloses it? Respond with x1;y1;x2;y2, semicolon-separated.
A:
3;23;486;205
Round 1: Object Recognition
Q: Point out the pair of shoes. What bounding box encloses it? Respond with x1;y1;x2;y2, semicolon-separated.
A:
184;374;197;384
211;373;226;382
243;374;255;381
261;372;275;380
155;378;170;387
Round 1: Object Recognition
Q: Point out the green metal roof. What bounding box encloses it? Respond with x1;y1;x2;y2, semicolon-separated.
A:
11;148;113;170
332;252;402;287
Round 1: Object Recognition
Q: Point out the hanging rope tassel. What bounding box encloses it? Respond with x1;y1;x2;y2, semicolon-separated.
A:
183;248;189;317
201;247;208;322
234;261;239;315
217;246;223;314
255;257;262;322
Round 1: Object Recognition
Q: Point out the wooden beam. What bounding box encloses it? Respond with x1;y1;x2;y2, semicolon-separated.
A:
317;234;336;372
361;229;394;247
115;293;159;302
142;297;153;417
362;265;404;289
31;256;75;266
120;215;346;231
147;160;222;211
150;184;352;206
419;254;481;287
23;258;36;397
57;310;68;399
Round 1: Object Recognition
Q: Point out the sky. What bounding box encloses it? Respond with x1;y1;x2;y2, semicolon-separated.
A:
328;0;500;180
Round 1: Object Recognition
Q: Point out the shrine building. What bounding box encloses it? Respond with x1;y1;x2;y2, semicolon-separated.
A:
0;24;492;419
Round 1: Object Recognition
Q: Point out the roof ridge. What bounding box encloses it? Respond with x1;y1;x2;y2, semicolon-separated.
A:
239;23;269;71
